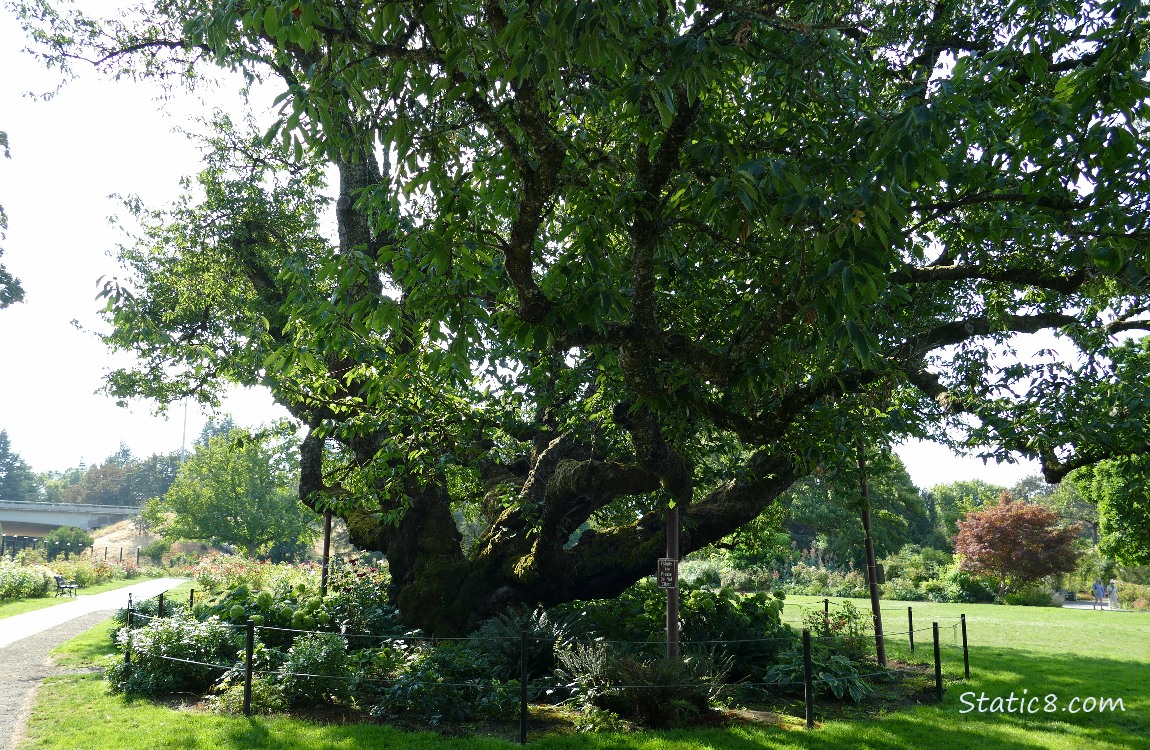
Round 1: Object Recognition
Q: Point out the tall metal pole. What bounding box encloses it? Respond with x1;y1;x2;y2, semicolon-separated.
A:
666;503;680;660
858;443;886;667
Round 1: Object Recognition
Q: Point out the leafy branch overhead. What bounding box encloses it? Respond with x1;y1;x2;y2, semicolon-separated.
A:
14;0;1150;632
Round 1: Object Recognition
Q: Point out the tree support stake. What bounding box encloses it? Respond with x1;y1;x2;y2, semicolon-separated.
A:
802;628;814;729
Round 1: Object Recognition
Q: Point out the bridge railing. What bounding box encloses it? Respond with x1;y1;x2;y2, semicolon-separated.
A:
0;500;140;514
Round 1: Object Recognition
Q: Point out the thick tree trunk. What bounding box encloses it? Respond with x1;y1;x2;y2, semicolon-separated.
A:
307;427;800;635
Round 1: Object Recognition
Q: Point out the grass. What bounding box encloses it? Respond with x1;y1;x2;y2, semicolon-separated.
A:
779;593;1150;659
18;597;1150;750
49;619;120;668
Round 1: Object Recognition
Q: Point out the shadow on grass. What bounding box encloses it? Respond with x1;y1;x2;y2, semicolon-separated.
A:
28;649;1150;750
170;648;1150;750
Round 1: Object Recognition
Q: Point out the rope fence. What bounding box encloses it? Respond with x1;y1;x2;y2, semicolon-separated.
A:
120;591;974;741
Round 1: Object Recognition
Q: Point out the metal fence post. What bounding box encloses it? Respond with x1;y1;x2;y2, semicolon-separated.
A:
244;619;255;717
803;628;814;729
189;588;195;611
933;622;943;703
908;606;914;654
519;632;529;744
124;595;134;666
158;593;165;618
961;614;970;679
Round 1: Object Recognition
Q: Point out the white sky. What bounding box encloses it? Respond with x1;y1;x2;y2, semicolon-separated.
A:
0;5;290;474
0;5;1044;489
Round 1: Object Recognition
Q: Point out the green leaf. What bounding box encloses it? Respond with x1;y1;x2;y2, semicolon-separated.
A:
263;6;280;37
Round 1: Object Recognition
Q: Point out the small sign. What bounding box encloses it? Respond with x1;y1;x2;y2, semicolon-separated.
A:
657;558;678;589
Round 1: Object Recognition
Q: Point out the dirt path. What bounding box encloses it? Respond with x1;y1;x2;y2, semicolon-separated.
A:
0;578;186;750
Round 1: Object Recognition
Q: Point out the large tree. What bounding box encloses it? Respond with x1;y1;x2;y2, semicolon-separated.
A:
16;0;1150;633
58;445;182;507
784;451;929;569
1070;455;1150;565
0;429;41;501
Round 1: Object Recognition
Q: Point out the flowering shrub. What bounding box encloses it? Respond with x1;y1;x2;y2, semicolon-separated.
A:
325;556;401;640
193;553;266;593
106;613;240;695
192;553;321;595
1117;581;1150;611
52;558;128;587
720;566;780;592
0;558;53;601
0;552;168;603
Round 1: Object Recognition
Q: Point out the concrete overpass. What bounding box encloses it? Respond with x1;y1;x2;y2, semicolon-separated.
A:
0;500;139;532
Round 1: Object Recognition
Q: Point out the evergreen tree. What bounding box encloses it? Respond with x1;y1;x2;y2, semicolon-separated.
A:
0;429;40;501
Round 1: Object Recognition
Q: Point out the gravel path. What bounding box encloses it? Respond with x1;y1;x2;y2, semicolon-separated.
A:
0;578;187;750
0;612;113;750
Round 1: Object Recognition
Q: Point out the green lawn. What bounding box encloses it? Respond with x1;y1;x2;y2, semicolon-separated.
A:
17;596;1150;750
780;594;1150;659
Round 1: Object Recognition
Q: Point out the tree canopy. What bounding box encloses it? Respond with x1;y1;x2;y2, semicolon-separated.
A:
783;451;929;569
955;493;1080;597
0;130;25;309
1071;456;1150;565
15;0;1150;633
922;478;1005;547
143;425;317;557
0;429;40;501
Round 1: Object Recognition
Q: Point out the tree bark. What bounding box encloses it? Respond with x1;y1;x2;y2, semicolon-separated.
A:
305;421;799;634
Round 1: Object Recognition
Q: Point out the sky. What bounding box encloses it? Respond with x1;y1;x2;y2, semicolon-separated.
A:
0;4;1045;489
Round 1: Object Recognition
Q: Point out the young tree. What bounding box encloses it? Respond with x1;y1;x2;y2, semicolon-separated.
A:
143;426;317;557
42;525;94;555
955;493;1080;597
15;0;1150;633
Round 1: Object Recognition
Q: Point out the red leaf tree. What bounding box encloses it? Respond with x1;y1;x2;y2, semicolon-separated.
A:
955;492;1080;599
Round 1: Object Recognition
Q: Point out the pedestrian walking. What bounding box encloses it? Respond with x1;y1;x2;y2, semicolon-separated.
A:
1092;579;1106;610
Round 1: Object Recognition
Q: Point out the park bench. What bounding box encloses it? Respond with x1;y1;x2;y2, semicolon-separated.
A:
53;574;79;597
